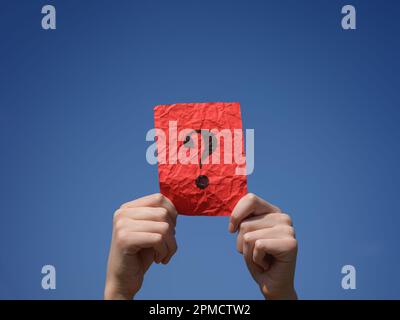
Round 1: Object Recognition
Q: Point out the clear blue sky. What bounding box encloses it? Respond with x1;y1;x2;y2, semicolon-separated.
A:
1;0;400;299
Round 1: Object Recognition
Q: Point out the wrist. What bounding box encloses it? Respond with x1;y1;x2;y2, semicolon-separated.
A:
104;281;137;300
261;285;297;300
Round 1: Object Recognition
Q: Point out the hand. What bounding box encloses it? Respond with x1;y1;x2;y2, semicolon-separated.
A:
229;193;298;300
104;193;178;300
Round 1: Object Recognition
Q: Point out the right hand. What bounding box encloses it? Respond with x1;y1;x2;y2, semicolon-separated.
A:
104;193;178;300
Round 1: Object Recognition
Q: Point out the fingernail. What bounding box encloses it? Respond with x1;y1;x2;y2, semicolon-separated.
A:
162;256;171;264
228;222;234;233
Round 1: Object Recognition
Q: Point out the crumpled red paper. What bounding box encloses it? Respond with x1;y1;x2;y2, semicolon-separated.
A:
154;102;247;216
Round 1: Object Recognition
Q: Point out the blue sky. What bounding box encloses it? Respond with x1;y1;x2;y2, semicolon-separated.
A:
0;0;399;299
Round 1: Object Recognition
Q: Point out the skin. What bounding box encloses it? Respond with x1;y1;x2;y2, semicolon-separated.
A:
104;193;297;300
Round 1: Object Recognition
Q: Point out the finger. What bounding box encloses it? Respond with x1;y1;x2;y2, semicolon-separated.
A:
139;248;155;273
237;225;295;253
115;231;169;263
253;238;298;265
162;235;178;264
120;193;178;224
115;219;174;236
243;234;264;273
115;219;177;263
245;226;295;244
236;213;293;253
115;207;175;226
252;242;273;271
135;222;177;264
229;193;281;233
239;213;292;234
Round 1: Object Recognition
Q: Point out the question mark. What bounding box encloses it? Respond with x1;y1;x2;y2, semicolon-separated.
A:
184;130;217;189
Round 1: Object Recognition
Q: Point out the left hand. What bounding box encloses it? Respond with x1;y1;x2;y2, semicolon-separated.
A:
229;193;298;300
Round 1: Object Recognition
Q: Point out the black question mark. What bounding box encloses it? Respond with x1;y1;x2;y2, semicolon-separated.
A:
183;130;217;189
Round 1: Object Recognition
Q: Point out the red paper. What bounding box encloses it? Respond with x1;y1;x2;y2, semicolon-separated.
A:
154;102;247;216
